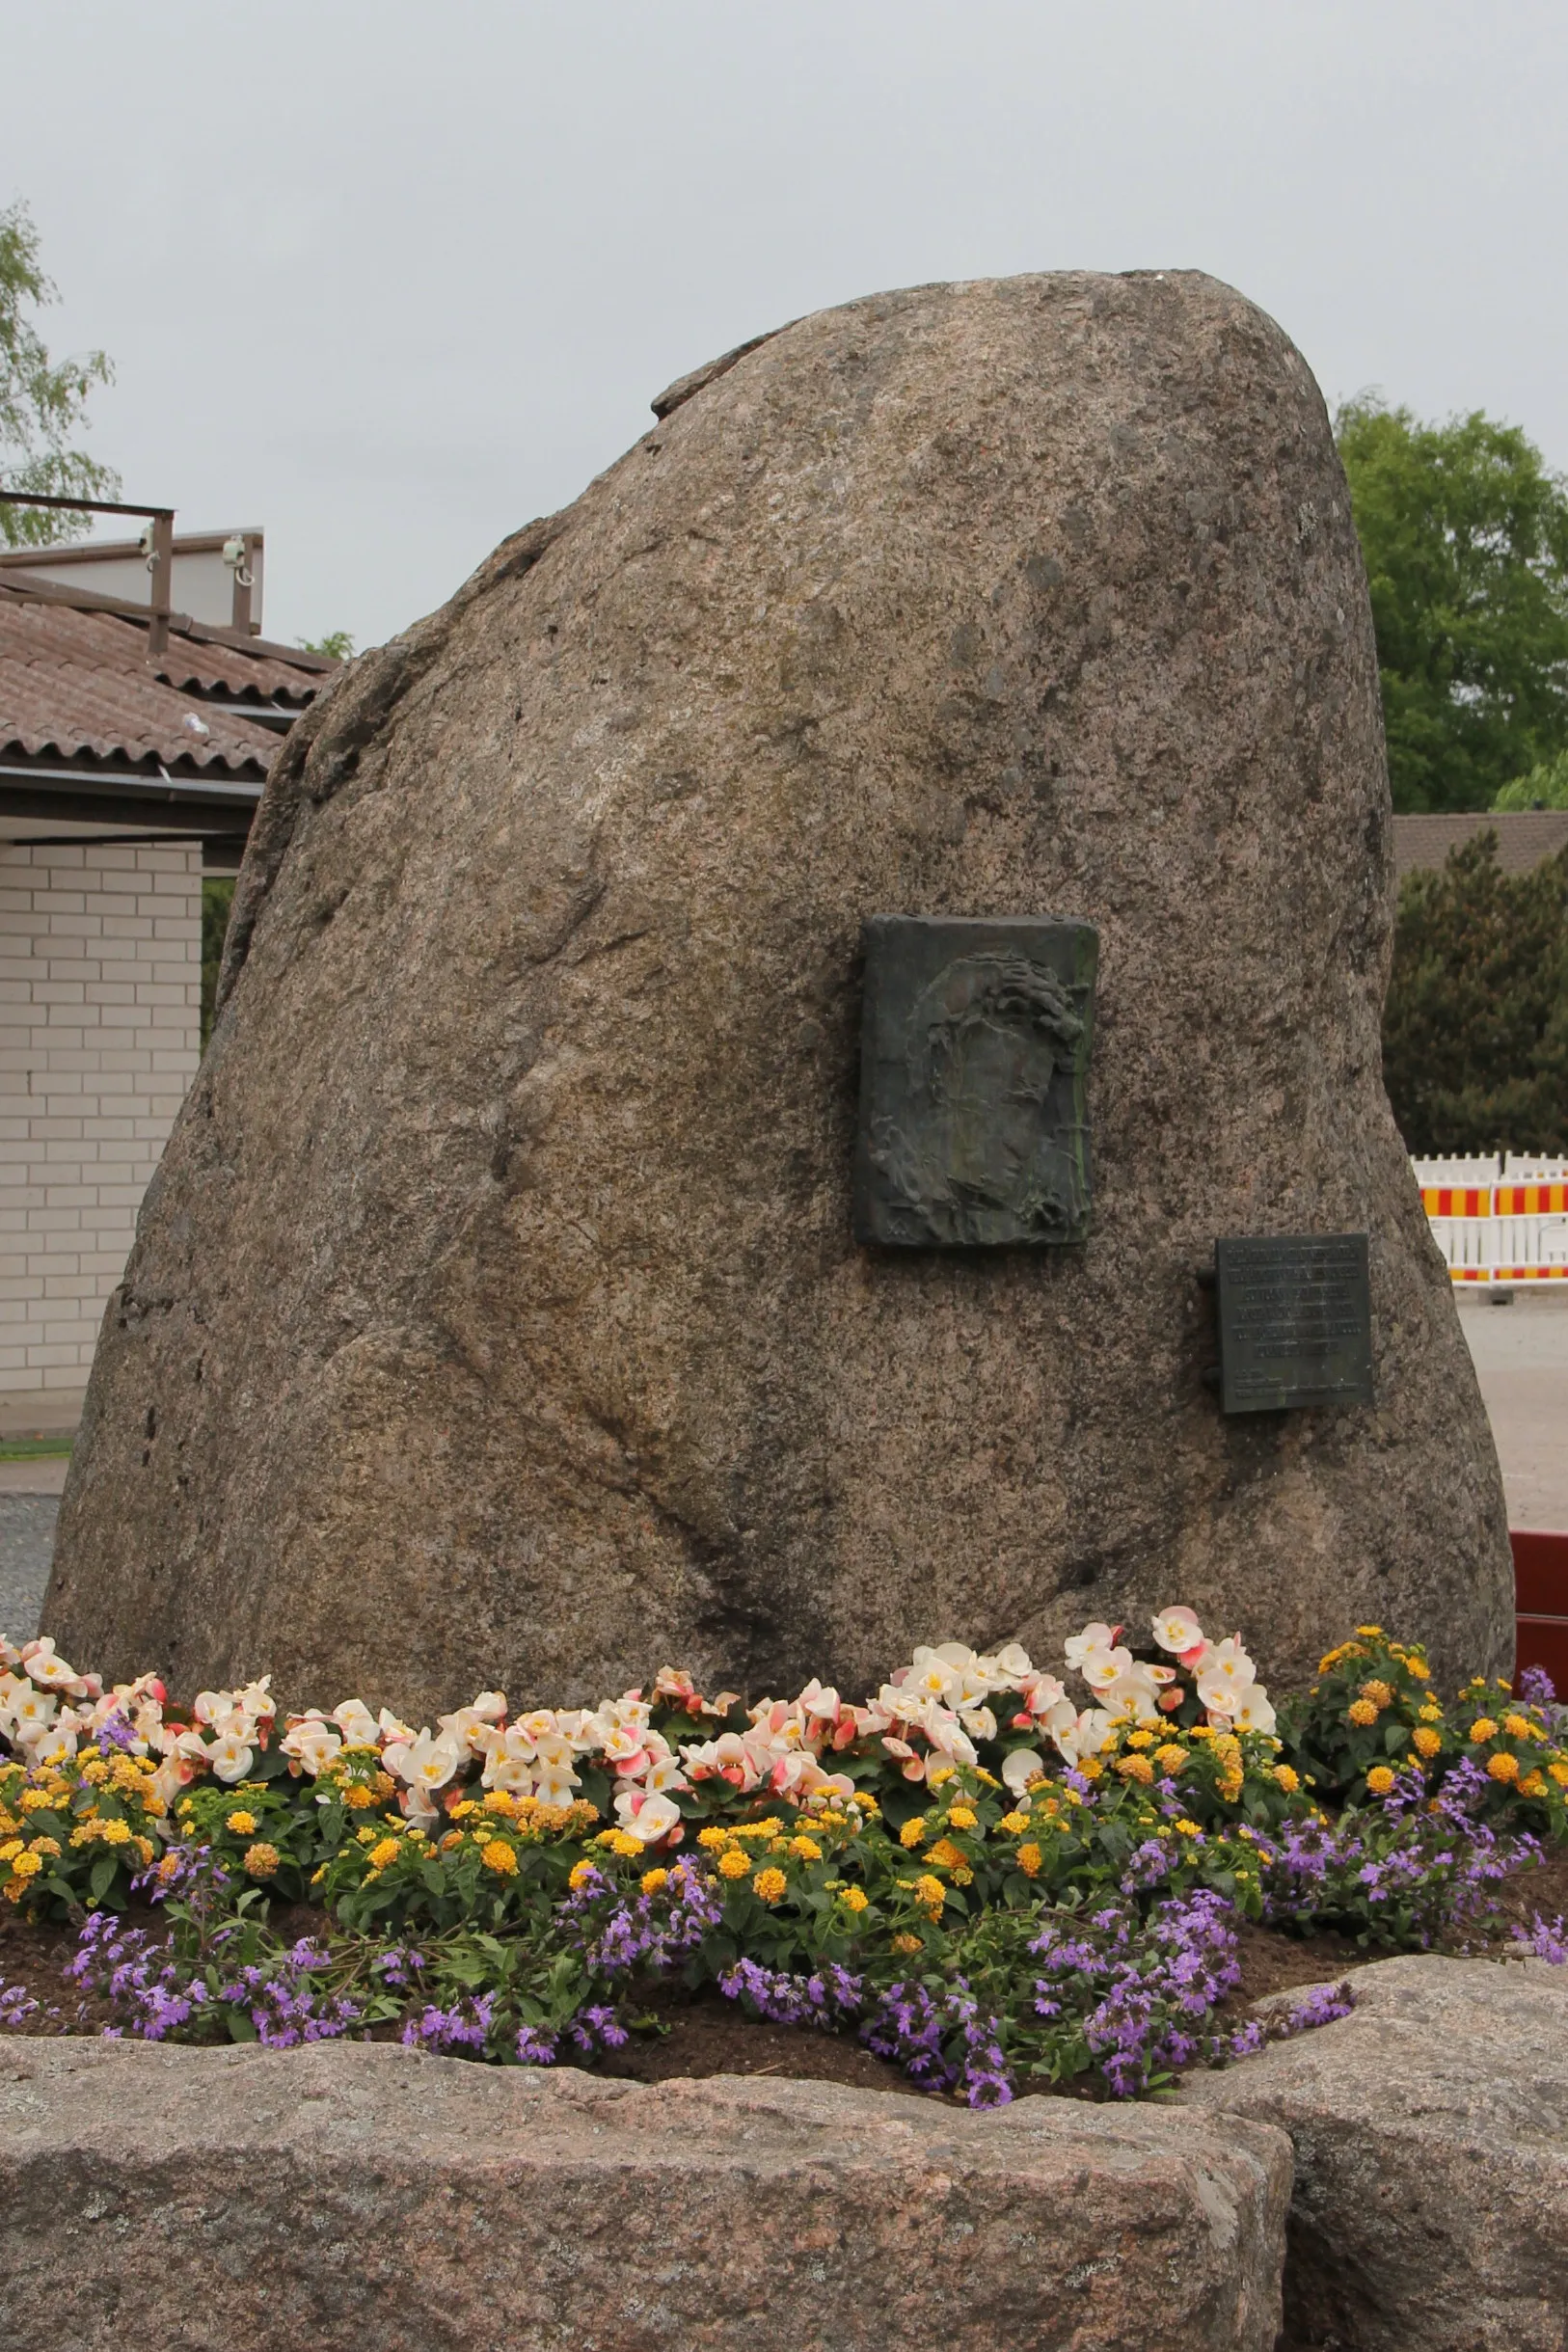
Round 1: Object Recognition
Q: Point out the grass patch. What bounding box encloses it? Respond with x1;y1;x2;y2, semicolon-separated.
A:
0;1438;72;1461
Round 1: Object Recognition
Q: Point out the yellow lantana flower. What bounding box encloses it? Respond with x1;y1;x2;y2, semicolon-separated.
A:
1365;1767;1395;1796
1470;1719;1499;1744
717;1848;751;1879
481;1839;519;1875
243;1842;281;1879
752;1866;787;1904
225;1811;257;1837
946;1805;978;1830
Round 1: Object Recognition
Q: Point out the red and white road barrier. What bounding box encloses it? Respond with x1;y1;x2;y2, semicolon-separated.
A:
1415;1156;1568;1288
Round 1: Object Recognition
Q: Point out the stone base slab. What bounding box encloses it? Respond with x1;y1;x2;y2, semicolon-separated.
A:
1182;1953;1568;2351
1;2039;1290;2352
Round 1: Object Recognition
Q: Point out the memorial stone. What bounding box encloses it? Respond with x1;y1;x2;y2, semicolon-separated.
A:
43;270;1515;1714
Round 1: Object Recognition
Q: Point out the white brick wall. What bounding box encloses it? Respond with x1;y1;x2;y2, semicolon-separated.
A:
0;841;203;1392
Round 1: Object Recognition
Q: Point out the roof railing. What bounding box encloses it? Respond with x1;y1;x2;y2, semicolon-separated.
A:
0;489;176;657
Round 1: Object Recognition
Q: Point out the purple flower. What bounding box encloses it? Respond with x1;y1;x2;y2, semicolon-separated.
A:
401;1993;496;2054
1512;1912;1568;1964
515;2021;559;2065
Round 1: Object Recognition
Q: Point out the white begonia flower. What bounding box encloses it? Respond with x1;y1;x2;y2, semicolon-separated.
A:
281;1718;342;1775
3;1683;58;1739
1001;1746;1045;1795
1151;1607;1205;1656
384;1730;463;1795
1080;1644;1133;1694
1103;1668;1163;1724
1064;1622;1117;1672
29;1722;79;1768
332;1700;381;1746
480;1727;536;1795
798;1678;841;1722
613;1790;683;1845
235;1678;275;1724
959;1704;998;1743
1196;1637;1255;1712
19;1637;79;1690
1223;1684;1278;1736
989;1642;1035;1684
907;1647;960;1701
597;1719;650;1765
1045;1702;1116;1765
399;1781;441;1826
439;1704;506;1754
378;1708;418;1746
206;1729;255;1782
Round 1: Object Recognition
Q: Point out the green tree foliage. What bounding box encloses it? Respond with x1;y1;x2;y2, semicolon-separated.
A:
1494;746;1568;811
0;199;119;546
300;630;354;661
1337;398;1568;814
1382;834;1568;1152
200;878;235;1050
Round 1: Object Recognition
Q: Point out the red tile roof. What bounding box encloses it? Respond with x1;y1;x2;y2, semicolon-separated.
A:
0;577;331;777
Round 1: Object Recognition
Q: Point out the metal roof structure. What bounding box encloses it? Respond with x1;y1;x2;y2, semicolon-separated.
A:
1393;810;1568;881
0;568;335;861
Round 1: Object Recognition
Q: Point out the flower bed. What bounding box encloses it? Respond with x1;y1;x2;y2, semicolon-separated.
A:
2;1611;1565;2104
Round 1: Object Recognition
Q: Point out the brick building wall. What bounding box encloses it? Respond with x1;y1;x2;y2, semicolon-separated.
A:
0;841;203;1394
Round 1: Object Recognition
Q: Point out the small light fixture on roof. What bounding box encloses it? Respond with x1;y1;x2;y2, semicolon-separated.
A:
181;711;211;738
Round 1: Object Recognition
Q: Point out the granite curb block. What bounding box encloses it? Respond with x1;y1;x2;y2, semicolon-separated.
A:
1181;1954;1568;2351
1;2038;1290;2352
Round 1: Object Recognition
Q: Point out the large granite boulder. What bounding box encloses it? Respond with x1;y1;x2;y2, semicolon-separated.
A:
44;270;1511;1715
1182;1953;1568;2350
0;2040;1291;2352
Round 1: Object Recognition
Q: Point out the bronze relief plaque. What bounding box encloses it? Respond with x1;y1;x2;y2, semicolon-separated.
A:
1215;1233;1374;1413
852;914;1098;1247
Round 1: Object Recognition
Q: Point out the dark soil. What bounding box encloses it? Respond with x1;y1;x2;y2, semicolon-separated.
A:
4;1856;1563;2098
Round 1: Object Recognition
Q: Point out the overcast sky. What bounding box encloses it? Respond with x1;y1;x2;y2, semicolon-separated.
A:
6;1;1566;652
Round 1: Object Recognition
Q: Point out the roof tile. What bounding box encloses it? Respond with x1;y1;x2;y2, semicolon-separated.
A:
0;585;326;776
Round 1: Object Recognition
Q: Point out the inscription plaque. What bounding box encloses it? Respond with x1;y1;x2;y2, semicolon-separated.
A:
852;914;1098;1248
1215;1233;1373;1414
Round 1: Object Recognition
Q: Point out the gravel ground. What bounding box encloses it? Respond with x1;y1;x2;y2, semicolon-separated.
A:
0;1497;58;1645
